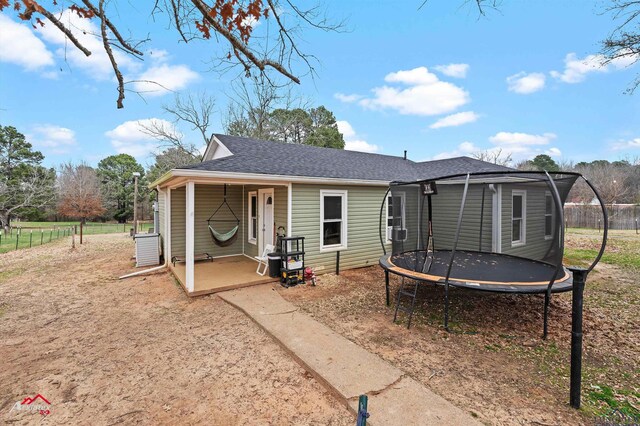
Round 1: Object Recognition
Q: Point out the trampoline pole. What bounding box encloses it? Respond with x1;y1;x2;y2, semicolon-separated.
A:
444;174;470;332
543;289;552;339
569;266;589;409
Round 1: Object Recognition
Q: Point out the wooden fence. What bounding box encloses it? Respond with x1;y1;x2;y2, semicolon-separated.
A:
564;204;639;231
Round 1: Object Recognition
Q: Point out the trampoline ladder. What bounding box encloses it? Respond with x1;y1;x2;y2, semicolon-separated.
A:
393;278;419;329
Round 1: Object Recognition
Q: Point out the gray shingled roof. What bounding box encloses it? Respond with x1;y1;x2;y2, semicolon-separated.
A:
180;134;512;182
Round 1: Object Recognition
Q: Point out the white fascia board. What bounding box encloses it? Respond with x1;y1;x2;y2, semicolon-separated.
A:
158;169;390;188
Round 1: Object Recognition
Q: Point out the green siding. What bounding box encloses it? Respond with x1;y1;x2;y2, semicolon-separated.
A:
501;185;551;259
291;184;389;272
194;184;243;256
431;184;493;252
169;184;244;259
170;187;185;256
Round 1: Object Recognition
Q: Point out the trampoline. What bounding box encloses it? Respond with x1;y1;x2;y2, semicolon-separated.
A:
378;170;607;337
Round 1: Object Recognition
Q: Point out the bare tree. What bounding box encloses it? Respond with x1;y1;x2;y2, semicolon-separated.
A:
575;161;633;204
57;162;105;223
0;168;55;232
602;0;640;93
472;148;513;166
225;74;295;139
138;91;215;160
1;1;343;108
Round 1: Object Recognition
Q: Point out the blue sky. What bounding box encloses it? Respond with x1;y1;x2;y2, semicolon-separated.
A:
0;0;638;168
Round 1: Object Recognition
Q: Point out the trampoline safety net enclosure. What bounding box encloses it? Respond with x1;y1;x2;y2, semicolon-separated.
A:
379;170;607;333
381;171;583;294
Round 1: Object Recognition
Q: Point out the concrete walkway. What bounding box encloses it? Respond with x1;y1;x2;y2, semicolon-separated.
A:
218;284;480;426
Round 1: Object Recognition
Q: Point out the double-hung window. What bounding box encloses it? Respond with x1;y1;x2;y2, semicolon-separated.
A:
320;190;347;251
544;192;553;239
511;190;526;246
248;191;257;244
386;194;406;242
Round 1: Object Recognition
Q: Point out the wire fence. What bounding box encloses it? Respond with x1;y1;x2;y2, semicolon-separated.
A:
1;222;154;254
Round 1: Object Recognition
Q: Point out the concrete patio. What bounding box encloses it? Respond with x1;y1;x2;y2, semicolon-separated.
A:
170;255;276;296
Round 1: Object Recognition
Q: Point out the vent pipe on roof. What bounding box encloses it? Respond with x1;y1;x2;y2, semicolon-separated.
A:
403;150;407;160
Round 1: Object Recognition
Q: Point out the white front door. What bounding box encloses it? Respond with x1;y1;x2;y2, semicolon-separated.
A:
258;188;275;254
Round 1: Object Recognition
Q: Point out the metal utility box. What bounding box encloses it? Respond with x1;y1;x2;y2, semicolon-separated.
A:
134;233;160;267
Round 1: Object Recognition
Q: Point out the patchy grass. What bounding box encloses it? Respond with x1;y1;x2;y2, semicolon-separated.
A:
586;384;640;417
279;228;639;425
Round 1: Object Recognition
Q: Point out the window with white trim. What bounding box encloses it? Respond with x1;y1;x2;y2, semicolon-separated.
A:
511;190;526;246
386;194;406;242
320;190;347;251
545;192;553;239
248;191;257;244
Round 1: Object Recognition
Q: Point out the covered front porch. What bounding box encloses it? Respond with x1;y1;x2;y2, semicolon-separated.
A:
159;178;290;296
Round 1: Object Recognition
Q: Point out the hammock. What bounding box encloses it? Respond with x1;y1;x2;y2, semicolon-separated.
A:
208;224;239;247
207;184;240;247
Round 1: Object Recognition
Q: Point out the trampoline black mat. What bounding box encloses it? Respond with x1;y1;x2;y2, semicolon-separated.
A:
380;250;573;294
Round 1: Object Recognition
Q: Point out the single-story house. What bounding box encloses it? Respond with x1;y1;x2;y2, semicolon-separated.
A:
150;134;545;296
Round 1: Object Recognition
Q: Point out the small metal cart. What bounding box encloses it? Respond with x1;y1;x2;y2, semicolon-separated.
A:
278;236;305;286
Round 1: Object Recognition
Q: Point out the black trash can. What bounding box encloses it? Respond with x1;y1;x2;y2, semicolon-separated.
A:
267;253;282;278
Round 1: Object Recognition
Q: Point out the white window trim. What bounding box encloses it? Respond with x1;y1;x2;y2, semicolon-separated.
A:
247;191;257;244
544;191;553;240
320;189;348;252
386;193;406;243
511;189;526;247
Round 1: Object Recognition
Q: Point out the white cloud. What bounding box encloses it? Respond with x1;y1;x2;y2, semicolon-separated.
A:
434;63;469;78
359;67;470;116
550;52;637;84
106;119;179;158
612;137;640;150
545;147;563;157
432;141;479;160
131;64;200;96
489;132;557;146
433;133;563;163
0;15;54;71
430;111;479;129
488;131;561;161
336;120;380;153
27;124;77;154
506;72;546;94
334;93;362;103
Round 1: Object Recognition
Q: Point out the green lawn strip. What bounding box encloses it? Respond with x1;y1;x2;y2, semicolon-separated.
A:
565;248;640;269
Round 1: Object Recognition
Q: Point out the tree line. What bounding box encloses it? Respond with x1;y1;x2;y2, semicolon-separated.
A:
474;151;640;205
0;91;345;232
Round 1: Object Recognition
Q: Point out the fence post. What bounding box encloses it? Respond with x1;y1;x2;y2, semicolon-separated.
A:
636;218;638;235
41;230;44;245
15;232;19;250
30;230;33;248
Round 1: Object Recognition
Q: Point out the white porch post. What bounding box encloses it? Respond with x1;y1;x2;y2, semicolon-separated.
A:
287;182;292;237
185;182;195;292
165;188;171;263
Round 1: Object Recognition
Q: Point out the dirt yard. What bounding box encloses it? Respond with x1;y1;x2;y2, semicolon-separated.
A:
0;234;352;425
280;230;639;425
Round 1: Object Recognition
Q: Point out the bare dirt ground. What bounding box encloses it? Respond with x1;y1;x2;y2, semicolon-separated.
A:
279;231;639;425
0;234;352;425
